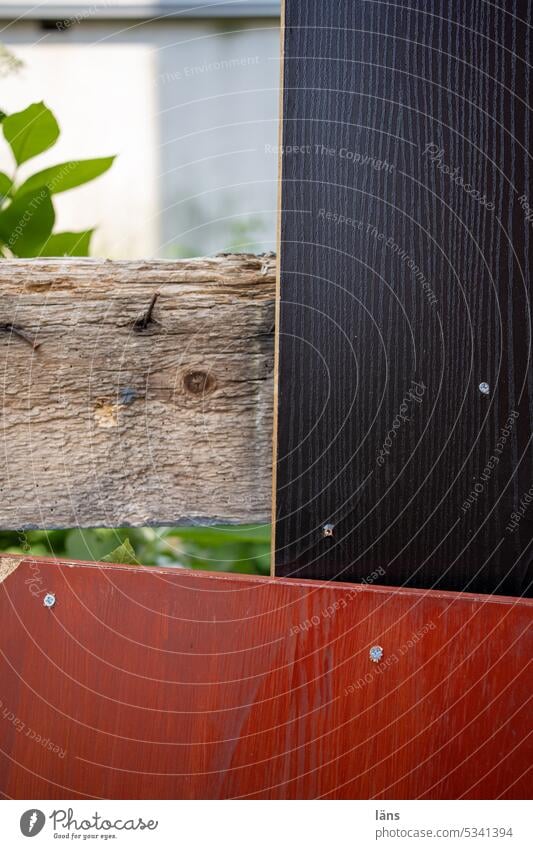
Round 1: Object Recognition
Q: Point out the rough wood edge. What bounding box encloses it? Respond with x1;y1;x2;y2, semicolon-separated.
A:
0;556;22;583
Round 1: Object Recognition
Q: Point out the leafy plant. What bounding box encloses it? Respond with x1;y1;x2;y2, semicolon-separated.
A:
0;44;23;79
0;525;271;575
0;101;114;257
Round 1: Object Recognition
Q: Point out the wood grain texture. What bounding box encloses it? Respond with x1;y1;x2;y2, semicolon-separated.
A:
274;0;533;596
0;255;275;529
0;554;531;800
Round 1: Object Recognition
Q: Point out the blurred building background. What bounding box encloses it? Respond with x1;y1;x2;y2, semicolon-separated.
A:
0;1;281;258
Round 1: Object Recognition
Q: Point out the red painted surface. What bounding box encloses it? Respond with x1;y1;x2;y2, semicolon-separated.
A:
0;555;531;799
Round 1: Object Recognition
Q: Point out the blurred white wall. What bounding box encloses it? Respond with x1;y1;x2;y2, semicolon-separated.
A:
0;13;280;258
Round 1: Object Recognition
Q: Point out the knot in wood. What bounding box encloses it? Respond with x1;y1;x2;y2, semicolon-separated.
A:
183;370;216;397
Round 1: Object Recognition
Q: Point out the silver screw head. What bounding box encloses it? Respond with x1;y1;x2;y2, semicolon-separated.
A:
479;382;490;395
322;523;334;538
369;645;383;663
43;593;56;609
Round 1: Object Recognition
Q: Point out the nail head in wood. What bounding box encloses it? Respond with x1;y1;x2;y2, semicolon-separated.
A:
369;646;384;663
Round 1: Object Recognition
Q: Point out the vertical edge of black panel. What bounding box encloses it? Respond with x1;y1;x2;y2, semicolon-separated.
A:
270;0;286;576
273;0;532;597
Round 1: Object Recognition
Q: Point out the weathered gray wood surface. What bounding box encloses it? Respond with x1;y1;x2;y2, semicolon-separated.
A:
0;255;275;529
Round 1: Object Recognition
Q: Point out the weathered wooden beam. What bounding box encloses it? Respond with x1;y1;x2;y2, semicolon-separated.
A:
0;255;276;529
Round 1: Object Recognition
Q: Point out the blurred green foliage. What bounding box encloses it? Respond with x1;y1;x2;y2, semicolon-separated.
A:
0;100;114;257
0;50;270;576
166;211;267;259
0;525;271;575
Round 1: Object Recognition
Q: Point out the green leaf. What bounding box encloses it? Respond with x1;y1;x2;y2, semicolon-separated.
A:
18;156;115;196
65;529;114;561
3;102;59;165
0;187;55;256
102;539;137;565
40;230;93;257
0;172;12;200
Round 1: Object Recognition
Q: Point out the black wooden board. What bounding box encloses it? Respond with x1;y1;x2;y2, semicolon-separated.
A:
274;0;532;596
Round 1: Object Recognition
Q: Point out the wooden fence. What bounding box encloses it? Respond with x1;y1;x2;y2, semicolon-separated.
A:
1;553;531;799
0;254;275;529
0;0;531;803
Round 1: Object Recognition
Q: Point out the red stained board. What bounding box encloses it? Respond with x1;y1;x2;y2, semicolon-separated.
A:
0;555;531;799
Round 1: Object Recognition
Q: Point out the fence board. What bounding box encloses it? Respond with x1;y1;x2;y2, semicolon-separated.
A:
273;0;532;596
1;554;531;799
0;255;275;529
